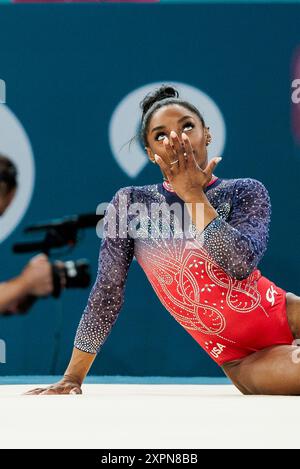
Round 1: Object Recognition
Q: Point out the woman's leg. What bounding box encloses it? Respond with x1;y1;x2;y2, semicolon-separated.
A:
223;345;300;396
221;291;300;395
222;344;300;395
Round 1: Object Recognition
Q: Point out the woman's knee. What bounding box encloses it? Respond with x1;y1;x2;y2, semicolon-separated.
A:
225;346;300;395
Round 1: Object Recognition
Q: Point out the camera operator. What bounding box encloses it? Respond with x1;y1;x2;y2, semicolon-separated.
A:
0;154;54;315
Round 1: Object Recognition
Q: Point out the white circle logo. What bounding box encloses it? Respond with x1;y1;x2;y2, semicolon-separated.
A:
0;105;35;243
109;82;226;178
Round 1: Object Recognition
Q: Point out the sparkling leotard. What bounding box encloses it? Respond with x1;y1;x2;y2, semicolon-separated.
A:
74;176;294;365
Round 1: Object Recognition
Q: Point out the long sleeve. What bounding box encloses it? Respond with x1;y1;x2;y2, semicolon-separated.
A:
199;178;272;280
74;186;134;354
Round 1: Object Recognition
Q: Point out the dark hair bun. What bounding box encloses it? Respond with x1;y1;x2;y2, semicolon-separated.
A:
140;84;179;116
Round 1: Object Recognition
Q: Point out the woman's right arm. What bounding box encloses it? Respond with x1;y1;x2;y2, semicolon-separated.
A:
25;187;134;395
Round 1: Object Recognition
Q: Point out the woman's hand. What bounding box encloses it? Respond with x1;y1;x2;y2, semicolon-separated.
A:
24;375;82;395
24;349;95;396
154;130;222;202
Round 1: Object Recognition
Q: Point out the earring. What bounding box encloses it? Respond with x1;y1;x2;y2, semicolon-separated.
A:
206;134;212;146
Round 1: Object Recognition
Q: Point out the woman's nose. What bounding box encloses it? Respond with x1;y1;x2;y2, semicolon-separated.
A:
170;130;184;146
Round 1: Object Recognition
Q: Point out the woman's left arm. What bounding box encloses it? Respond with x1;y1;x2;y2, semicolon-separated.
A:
198;178;271;280
154;132;271;281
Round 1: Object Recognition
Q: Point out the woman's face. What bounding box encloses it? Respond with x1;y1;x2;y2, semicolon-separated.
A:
145;104;211;175
0;188;16;216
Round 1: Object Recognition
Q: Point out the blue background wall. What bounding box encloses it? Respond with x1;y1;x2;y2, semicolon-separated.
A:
0;3;300;376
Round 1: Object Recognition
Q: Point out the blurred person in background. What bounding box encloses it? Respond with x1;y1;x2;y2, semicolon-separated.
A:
0;154;54;315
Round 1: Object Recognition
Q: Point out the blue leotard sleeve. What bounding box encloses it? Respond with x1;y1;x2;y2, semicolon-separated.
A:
74;186;134;354
199;178;272;280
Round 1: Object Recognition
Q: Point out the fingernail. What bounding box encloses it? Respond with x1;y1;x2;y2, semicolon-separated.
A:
164;137;169;144
216;157;222;163
182;132;188;139
170;130;177;138
154;154;160;161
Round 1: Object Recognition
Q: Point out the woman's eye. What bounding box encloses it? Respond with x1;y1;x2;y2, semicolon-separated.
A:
155;133;166;141
183;122;194;131
155;123;194;141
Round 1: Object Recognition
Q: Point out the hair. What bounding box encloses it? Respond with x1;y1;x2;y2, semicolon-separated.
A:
139;84;206;147
0;154;17;196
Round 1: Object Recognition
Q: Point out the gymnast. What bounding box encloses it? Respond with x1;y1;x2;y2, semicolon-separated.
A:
26;84;300;395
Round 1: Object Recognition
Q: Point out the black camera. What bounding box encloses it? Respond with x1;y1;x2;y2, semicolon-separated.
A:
8;212;104;314
52;259;91;297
